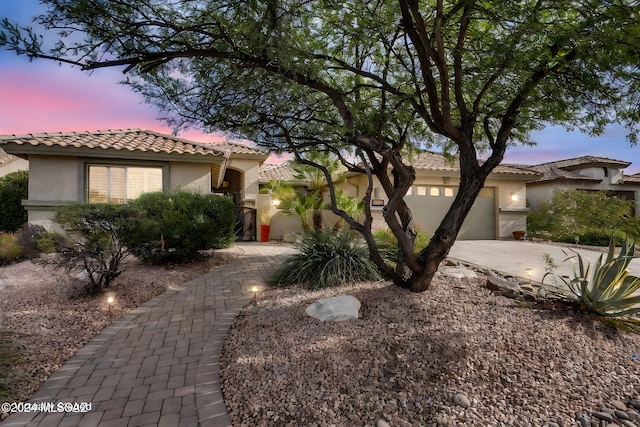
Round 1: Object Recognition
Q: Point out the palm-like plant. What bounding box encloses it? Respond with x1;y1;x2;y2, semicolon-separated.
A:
545;235;640;330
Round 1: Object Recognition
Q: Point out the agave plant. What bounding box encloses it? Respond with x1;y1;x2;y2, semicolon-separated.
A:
545;235;640;330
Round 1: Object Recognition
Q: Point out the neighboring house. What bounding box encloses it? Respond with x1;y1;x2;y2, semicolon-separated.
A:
0;147;29;177
526;156;640;216
0;129;268;233
259;152;542;240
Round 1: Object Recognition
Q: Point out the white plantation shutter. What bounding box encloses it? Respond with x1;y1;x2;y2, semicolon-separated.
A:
88;165;163;203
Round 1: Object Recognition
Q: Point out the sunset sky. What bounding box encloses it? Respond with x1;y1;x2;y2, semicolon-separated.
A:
1;1;638;173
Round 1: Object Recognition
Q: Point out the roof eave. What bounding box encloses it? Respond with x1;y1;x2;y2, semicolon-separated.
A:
0;143;226;164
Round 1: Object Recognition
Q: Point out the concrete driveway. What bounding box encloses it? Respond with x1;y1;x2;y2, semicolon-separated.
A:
448;240;640;285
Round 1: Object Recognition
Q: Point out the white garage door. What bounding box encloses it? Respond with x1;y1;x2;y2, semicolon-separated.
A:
405;186;496;240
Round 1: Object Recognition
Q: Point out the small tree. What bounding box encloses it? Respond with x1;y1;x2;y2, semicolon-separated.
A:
0;170;28;232
3;1;640;291
55;203;139;295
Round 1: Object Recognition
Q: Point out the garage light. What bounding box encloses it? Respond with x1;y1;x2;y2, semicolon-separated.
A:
511;193;519;202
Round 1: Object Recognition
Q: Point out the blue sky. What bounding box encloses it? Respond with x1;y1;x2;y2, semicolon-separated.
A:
1;1;638;173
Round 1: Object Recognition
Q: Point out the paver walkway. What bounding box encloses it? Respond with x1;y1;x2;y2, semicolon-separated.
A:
2;243;296;427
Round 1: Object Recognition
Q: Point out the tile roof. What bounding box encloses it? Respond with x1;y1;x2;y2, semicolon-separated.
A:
527;155;633;184
532;155;631;170
0;148;16;167
260;152;541;184
259;162;301;183
623;173;640;183
0;129;267;159
404;151;541;176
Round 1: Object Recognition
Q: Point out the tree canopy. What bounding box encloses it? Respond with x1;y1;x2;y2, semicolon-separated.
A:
2;0;639;291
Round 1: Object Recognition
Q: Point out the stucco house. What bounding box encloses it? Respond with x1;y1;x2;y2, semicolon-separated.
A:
0;147;29;177
0;129;268;233
259;152;542;240
526;156;640;216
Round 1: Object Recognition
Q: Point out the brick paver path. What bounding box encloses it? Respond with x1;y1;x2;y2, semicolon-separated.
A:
2;243;295;427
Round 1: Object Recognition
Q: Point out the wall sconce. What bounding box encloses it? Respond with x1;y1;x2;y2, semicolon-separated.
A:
511;193;519;202
222;180;230;188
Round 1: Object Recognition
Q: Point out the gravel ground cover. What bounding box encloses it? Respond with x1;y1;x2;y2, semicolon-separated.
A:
221;269;640;426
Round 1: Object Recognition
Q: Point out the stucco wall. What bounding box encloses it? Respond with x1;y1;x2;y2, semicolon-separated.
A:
169;162;211;194
229;158;261;204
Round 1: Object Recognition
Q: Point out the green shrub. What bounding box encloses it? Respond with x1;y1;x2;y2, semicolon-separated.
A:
0;170;28;232
55;203;140;295
15;223;46;259
574;229;627;247
0;233;22;265
269;230;382;290
528;190;640;244
373;226;430;264
543;235;640;331
35;231;67;253
126;191;235;264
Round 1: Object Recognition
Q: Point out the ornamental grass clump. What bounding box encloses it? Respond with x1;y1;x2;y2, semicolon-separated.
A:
544;235;640;331
269;230;382;290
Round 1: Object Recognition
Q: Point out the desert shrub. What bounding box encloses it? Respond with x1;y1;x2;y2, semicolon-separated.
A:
0;170;28;232
15;223;46;259
126;191;235;264
373;226;430;264
35;231;67;253
569;229;627;247
269;230;382;290
528;189;639;244
0;233;22;265
0;330;20;398
543;235;640;331
55;203;140;295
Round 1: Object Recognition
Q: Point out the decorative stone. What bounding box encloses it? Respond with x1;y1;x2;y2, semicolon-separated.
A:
613;400;628;411
630;399;640;410
305;295;361;322
439;266;478;279
376;420;391;427
452;393;470;408
486;276;521;298
575;414;590;427
616;409;631;420
592;411;614;422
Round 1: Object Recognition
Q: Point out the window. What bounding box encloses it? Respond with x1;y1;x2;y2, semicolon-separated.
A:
415;186;427;196
429;186;441;197
444;187;454;197
88;165;163;203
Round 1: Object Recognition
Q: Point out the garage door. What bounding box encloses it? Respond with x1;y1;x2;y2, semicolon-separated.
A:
404;186;495;240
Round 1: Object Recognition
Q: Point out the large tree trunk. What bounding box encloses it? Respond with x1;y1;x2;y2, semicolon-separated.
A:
407;168;486;292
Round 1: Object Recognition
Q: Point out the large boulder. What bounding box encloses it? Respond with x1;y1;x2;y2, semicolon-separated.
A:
305;295;361;322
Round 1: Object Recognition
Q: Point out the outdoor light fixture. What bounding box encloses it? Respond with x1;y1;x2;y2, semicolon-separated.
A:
251;285;259;305
525;268;534;283
272;199;281;206
511;193;519;202
106;293;115;313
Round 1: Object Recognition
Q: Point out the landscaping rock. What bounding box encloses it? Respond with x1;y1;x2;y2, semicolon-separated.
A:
438;266;478;279
452;393;470;408
305;295;361;322
486;276;521;298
